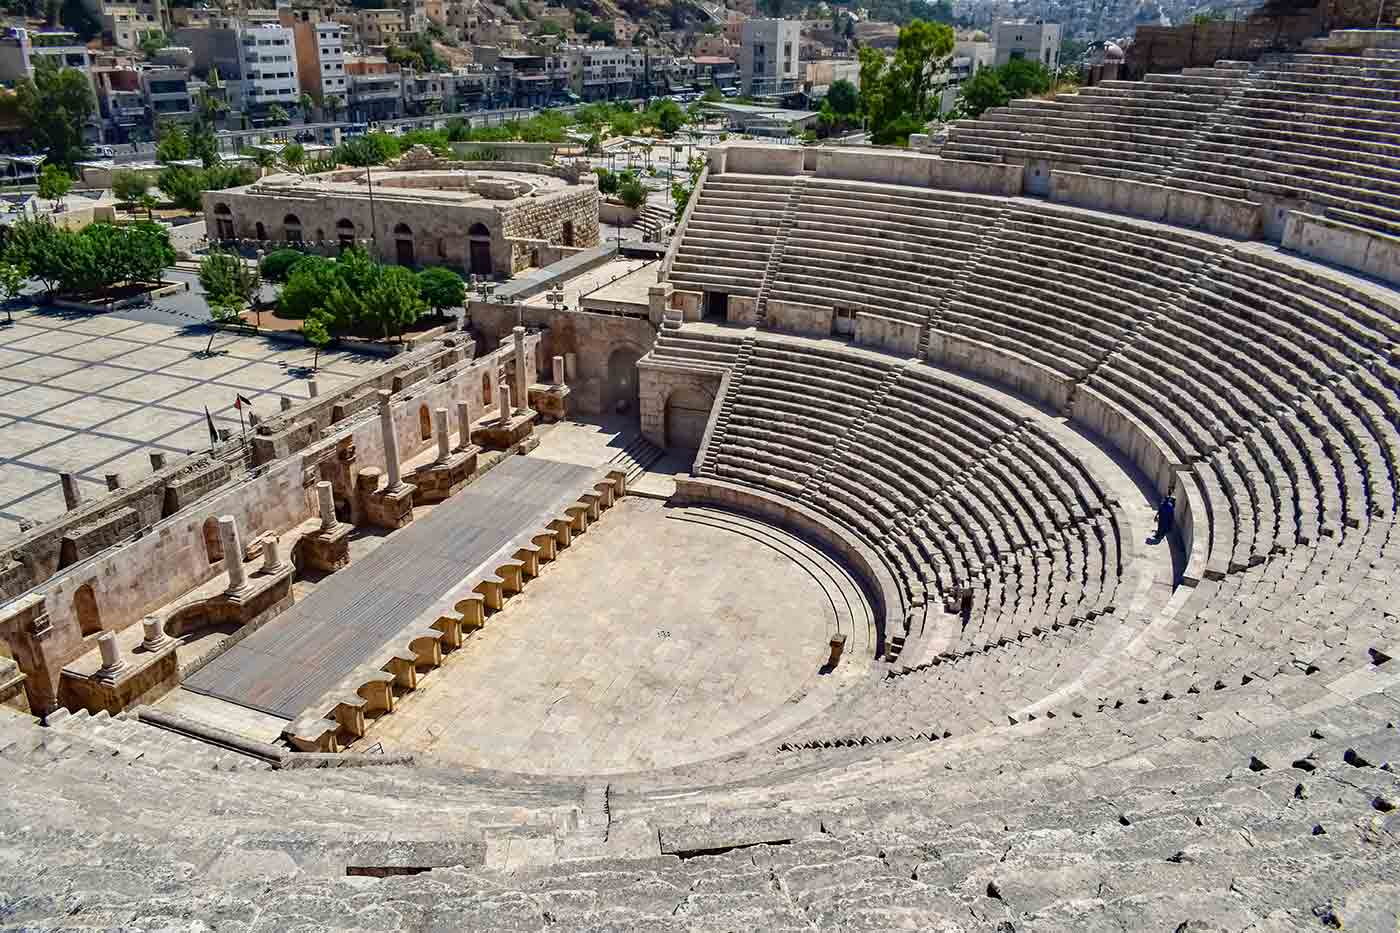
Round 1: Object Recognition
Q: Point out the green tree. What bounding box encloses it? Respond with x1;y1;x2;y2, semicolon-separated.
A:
302;309;331;369
859;19;955;143
999;58;1054;98
136;192;158;221
199;248;260;315
647;98;685;135
826;78;859;116
156;122;191;163
282;141;305;173
670;155;704;216
535;19;564;37
111;169;149;203
138;30;168;57
259;248;306;282
334;133;398;166
593;167;618;194
324;94;345;120
267;104;290;126
365;265;425;341
297;91;314;115
617;176;647;210
16;58;95;169
157;165;205;211
119;221;175;283
702;86;722;102
3;218;66;295
0;260;26;323
193;89;228;127
278;255;341;321
957;59;1052;118
417;266;465;318
37;164;71;206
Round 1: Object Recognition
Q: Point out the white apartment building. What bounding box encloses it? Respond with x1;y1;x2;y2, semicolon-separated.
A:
739;18;799;97
236;23;301;113
993;20;1061;69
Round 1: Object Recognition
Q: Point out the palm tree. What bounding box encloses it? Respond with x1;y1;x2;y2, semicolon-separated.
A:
268;104;290;126
324;95;345;121
298;92;315;119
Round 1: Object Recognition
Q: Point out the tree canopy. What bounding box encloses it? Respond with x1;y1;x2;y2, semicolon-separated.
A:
417;266;466;315
17;58;95;169
858;19;955;144
2;218;173;296
956;58;1055;118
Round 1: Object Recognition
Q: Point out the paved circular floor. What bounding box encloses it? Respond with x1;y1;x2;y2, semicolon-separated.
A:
360;496;858;774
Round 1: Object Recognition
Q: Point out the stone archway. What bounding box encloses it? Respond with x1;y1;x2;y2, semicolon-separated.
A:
213;203;235;240
284;213;302;242
665;387;713;450
605;346;644;416
395;222;415;267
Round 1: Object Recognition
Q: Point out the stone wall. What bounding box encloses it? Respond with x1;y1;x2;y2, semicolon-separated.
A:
0;334;536;715
637;363;722;448
470;304;655;416
499;186;601;273
1048;170;1262;240
1282;212;1400;288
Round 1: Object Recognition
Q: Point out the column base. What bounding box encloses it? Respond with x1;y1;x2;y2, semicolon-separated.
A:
528;383;570;423
410;447;479;504
366;482;418;530
472;410;537;450
303;522;352;572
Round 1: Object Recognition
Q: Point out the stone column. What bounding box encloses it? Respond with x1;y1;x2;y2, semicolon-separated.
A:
565;352;577;381
141;617;168;651
149;452;167;470
262;535;282;572
317;481;338;531
378;390;402;489
217;515;247;593
499;383;512;424
552;354;565;386
97;631;124;676
456;400;472;449
59;474;81;511
104;473;121;491
308;379;320;398
513;326;529;410
435;408;450;461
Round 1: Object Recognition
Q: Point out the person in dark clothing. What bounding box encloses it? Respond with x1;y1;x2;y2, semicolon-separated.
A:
1156;495;1176;539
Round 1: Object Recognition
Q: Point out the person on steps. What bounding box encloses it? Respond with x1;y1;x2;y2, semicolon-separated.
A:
1156;494;1176;540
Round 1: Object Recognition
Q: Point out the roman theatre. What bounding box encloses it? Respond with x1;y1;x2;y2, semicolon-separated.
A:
0;27;1399;929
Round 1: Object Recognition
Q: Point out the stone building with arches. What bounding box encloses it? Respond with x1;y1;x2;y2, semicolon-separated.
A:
202;146;600;279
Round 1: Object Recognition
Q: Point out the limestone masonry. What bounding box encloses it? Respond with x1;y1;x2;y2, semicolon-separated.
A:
1;27;1400;932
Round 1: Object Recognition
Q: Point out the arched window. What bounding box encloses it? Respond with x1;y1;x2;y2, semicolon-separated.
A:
418;404;431;440
74;583;101;637
283;213;302;242
336;218;356;250
203;516;223;565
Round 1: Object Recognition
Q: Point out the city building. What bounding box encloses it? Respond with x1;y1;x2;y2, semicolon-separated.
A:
102;5;162;51
289;14;347;104
691;34;735;59
235;23;301;116
993;19;1061;69
800;58;858;96
692;54;737;89
93;61;145;141
345;55;403;121
0;28;93;82
142;65;194;121
566;44;638;102
739;18;799;97
355;8;410;47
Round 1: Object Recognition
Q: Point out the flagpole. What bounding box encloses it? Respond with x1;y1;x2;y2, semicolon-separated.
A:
238;404;246;440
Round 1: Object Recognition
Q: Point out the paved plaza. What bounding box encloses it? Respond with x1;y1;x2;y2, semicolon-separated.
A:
0;296;388;529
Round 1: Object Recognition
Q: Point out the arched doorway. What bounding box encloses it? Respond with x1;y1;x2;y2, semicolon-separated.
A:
284;213;302;242
213;203;234;240
255;221;267;241
665;387;713;449
74;583;101;637
605;346;643;415
561;220;574;247
467;222;492;277
336;218;356;250
394;222;415;266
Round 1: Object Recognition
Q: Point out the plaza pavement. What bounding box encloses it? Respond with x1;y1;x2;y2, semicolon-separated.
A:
0;277;389;530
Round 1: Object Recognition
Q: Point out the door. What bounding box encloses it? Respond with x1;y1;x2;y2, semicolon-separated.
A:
469;238;492;276
833;307;855;336
705;290;728;321
396;237;415;266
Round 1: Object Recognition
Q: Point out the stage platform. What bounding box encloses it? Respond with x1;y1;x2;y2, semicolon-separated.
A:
182;456;600;722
